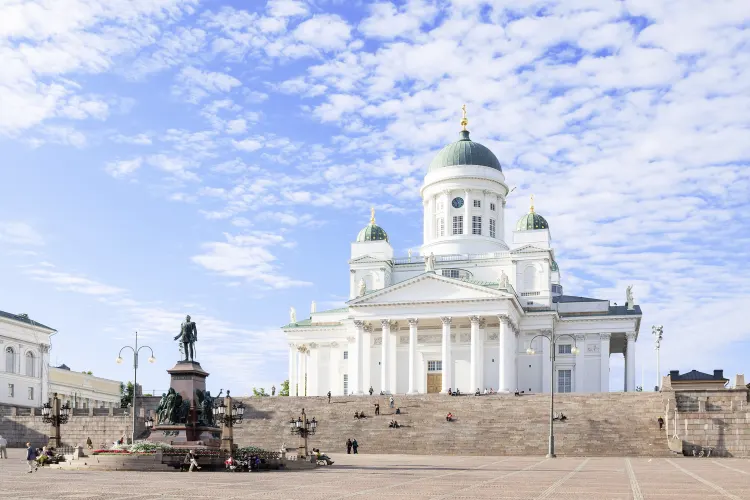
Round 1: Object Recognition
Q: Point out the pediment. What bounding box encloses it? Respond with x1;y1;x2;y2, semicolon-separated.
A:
348;273;508;306
349;255;381;263
511;244;547;254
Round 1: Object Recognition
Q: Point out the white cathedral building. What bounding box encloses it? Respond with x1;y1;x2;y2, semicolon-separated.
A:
283;112;642;396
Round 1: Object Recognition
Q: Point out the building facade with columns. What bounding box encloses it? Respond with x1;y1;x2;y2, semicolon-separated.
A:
283;116;642;397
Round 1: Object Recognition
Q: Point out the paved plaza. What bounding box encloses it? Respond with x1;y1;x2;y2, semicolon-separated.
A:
2;449;750;499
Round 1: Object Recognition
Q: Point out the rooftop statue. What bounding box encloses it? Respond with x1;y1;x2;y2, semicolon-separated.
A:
174;314;198;362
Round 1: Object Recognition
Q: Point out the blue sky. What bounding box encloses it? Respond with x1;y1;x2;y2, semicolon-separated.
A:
1;0;749;395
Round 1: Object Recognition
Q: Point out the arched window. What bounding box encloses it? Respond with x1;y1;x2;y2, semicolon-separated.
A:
5;347;15;373
523;266;537;291
26;352;35;377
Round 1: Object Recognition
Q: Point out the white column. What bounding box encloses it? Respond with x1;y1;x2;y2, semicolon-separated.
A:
329;342;340;395
600;333;611;392
463;189;471;235
478;319;485;390
626;332;636;392
308;344;319;396
470;316;480;392
380;320;390;394
288;343;297;395
428;196;436;241
408;318;418;394
440;317;452;393
422;199;429;243
498;316;514;392
389;323;398;394
297;346;307;397
353;321;365;395
575;334;586;393
363;325;372;394
482;190;489;236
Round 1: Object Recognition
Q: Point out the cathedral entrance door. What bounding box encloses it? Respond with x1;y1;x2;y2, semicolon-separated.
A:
427;374;442;393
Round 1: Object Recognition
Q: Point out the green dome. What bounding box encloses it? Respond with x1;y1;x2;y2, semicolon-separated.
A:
550;260;559;272
357;223;389;242
428;130;502;172
516;212;549;231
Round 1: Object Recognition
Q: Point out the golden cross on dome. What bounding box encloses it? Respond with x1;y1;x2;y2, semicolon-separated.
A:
370;206;376;225
530;194;535;213
460;104;469;131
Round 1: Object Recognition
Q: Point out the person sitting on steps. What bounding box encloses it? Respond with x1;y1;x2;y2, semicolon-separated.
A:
446;412;454;422
389;420;400;428
369;386;374;396
658;416;665;429
475;388;480;396
354;411;360;419
395;407;401;415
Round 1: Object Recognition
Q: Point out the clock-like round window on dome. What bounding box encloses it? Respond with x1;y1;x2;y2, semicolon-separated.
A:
451;197;464;209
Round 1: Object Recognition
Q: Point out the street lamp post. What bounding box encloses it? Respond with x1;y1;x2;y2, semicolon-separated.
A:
652;325;664;391
527;331;579;458
42;392;70;448
289;408;317;460
214;390;245;455
116;331;156;444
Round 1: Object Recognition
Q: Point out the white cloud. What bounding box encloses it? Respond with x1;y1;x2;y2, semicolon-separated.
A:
192;232;311;288
359;0;438;39
232;137;263;152
111;133;153;145
146;154;199;181
105;158;143;178
293;15;352;51
24;267;126;296
267;0;309;18
225;118;247;135
0;222;45;246
172;66;242;103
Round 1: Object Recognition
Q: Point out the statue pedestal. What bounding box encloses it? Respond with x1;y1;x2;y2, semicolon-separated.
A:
147;361;221;449
167;361;209;402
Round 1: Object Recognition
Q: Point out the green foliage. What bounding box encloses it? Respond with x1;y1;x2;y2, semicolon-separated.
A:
252;387;269;397
120;382;134;408
82;370;93;375
279;379;289;396
129;442;175;453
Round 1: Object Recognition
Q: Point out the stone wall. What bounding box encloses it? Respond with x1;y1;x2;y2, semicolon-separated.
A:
664;389;750;457
0;405;145;449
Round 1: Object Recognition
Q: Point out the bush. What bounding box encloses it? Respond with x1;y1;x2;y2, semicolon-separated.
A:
129;442;175;454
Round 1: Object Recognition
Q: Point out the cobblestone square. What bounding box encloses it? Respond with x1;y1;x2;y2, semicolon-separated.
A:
2;449;750;499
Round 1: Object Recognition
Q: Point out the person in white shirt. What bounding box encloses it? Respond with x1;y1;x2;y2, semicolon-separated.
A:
0;435;7;458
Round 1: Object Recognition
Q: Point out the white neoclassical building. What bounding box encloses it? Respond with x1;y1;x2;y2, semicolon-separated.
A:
0;310;55;407
283;114;642;396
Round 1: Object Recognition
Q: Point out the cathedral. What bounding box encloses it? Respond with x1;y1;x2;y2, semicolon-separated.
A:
283;110;642;396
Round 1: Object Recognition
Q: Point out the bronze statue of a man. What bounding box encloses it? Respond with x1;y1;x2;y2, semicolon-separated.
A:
174;314;198;362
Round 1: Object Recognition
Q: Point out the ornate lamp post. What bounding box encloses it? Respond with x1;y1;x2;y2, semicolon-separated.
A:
289;408;317;459
652;325;664;391
116;331;156;444
42;392;70;448
214;390;245;454
527;331;579;458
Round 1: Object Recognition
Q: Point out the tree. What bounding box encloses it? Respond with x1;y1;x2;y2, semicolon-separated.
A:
120;382;134;408
82;370;93;375
252;387;269;397
279;379;289;396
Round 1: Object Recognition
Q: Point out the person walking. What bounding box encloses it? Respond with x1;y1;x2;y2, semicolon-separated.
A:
389;396;394;409
327;391;332;403
374;403;380;416
346;438;352;454
86;436;93;451
369;386;374;396
26;443;38;473
352;439;359;454
185;450;201;471
0;435;7;459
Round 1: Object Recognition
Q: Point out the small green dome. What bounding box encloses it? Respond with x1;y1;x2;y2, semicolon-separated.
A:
516;212;549;231
357;224;388;242
356;208;388;242
550;260;559;272
428;130;502;172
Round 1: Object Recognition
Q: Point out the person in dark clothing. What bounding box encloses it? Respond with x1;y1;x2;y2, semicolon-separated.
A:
369;386;374;396
352;439;359;454
327;391;332;403
374;403;380;415
395;408;401;415
26;443;38;473
658;416;665;430
346;438;352;454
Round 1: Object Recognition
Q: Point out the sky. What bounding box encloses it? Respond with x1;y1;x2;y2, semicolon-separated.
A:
1;0;749;396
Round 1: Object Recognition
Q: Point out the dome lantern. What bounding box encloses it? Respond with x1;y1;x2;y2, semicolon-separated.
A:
428;105;502;172
516;195;550;231
356;207;389;242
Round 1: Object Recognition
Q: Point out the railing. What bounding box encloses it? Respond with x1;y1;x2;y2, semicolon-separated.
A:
393;251;511;265
521;292;541;297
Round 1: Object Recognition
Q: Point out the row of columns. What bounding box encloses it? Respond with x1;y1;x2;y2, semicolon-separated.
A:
423;189;503;241
288;328;637;395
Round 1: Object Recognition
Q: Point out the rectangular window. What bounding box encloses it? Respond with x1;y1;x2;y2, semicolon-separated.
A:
437;202;444;211
28;387;34;400
442;269;460;279
490;203;496;211
452;216;463;235
558;344;572;354
8;383;14;398
427;361;443;372
558;370;572;393
472;216;482;235
489;219;496;238
343;351;348;360
436;217;445;237
473;200;481;208
343;374;349;396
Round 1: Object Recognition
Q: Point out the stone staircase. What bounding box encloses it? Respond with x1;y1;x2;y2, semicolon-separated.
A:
231;392;671;457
